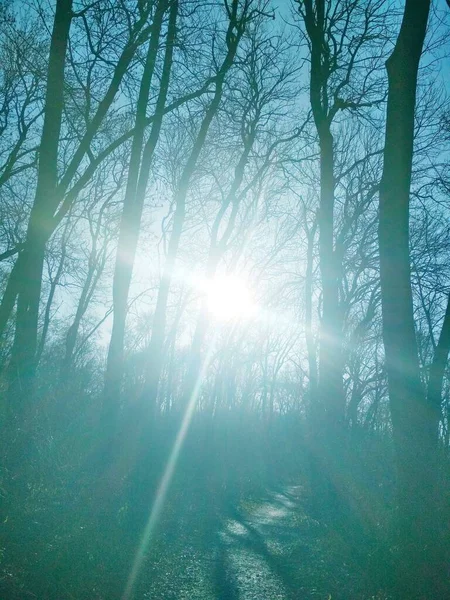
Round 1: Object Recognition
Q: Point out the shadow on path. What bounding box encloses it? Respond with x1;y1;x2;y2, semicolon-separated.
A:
211;485;321;600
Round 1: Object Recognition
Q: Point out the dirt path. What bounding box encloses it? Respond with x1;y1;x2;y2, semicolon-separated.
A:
215;485;309;600
140;485;338;600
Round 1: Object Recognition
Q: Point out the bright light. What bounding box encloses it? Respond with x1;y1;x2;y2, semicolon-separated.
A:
205;275;255;321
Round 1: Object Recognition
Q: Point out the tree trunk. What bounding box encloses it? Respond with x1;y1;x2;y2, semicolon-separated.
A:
36;240;68;362
304;221;318;406
302;0;345;438
378;0;447;595
7;0;73;413
427;292;450;433
316;127;344;423
104;0;171;406
60;259;97;382
309;123;344;518
0;254;22;341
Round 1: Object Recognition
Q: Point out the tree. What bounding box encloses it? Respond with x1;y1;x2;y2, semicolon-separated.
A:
378;0;449;595
140;0;266;413
104;0;176;405
7;0;73;426
297;0;387;434
181;23;300;414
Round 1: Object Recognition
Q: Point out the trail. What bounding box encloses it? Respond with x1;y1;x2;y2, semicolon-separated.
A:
141;485;338;600
214;485;311;600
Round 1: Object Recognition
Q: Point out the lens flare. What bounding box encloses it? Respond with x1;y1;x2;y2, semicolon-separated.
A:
205;274;255;321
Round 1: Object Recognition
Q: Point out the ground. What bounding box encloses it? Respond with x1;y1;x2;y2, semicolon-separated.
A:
132;484;378;600
1;478;386;599
1;422;394;600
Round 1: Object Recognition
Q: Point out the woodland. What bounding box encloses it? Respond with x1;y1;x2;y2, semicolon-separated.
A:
1;0;450;598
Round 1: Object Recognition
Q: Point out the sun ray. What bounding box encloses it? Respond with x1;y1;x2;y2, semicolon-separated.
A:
122;336;217;600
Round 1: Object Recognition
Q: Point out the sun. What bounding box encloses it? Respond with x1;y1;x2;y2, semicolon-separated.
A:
205;274;255;321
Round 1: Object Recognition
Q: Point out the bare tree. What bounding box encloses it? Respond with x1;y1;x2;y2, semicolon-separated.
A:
104;0;176;404
7;0;74;420
297;0;387;431
378;0;449;595
181;24;300;412
139;0;267;414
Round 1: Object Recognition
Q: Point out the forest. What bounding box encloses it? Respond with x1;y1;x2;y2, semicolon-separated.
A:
1;0;450;598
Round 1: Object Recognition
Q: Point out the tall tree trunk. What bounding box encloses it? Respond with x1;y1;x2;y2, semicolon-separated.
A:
302;0;345;422
104;0;171;407
378;0;447;595
304;221;318;405
316;128;344;423
301;0;345;517
7;0;73;412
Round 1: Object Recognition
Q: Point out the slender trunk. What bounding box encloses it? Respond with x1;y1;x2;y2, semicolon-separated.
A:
261;376;268;416
300;0;350;518
36;242;67;362
0;255;22;341
445;394;450;450
427;292;450;434
317;128;344;424
308;123;345;519
7;0;73;412
61;194;112;380
60;263;96;382
104;0;170;406
347;369;361;429
305;222;318;406
140;206;185;411
302;0;344;424
268;376;276;426
182;314;210;412
161;299;187;413
378;0;446;595
181;249;221;409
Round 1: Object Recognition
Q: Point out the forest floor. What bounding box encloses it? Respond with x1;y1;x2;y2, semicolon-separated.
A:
138;484;361;600
133;483;383;600
1;477;388;600
1;421;395;599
